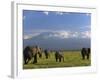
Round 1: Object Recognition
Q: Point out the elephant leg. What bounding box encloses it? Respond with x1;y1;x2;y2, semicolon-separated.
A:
24;57;27;64
39;52;42;58
33;54;37;64
46;54;48;59
59;57;61;62
24;60;27;64
39;54;42;58
87;54;90;60
27;57;31;64
82;53;85;60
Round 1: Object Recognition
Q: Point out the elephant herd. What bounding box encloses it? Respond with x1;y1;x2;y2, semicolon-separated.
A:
23;46;90;64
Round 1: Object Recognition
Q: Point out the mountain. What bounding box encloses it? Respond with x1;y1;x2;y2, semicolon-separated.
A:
23;32;90;50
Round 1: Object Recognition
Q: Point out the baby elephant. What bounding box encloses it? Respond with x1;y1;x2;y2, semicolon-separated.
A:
55;51;64;62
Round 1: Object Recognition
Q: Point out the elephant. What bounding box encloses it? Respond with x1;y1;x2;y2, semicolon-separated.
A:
23;46;33;64
23;46;42;64
55;51;64;62
81;48;90;60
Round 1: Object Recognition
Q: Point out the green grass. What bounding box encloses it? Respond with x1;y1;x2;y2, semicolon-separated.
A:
23;51;91;69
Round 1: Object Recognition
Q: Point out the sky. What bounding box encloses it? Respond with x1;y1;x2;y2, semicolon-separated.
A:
23;10;91;50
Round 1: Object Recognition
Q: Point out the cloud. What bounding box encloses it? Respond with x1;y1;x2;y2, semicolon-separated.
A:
24;35;33;40
80;26;91;30
43;11;49;15
56;12;64;15
24;30;71;39
55;31;70;39
24;33;40;39
81;31;91;38
24;30;91;40
42;11;71;16
72;32;79;38
41;31;73;39
45;31;69;39
45;30;91;39
86;13;91;16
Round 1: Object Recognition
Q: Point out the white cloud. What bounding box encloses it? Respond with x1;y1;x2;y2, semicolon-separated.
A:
81;31;91;38
43;11;70;16
24;33;40;39
24;35;33;40
56;31;70;38
53;30;91;39
72;32;79;38
42;31;71;39
80;26;91;30
24;30;91;40
56;12;64;15
86;13;90;16
43;11;49;15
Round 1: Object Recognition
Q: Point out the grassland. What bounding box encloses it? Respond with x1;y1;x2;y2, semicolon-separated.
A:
23;50;91;69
